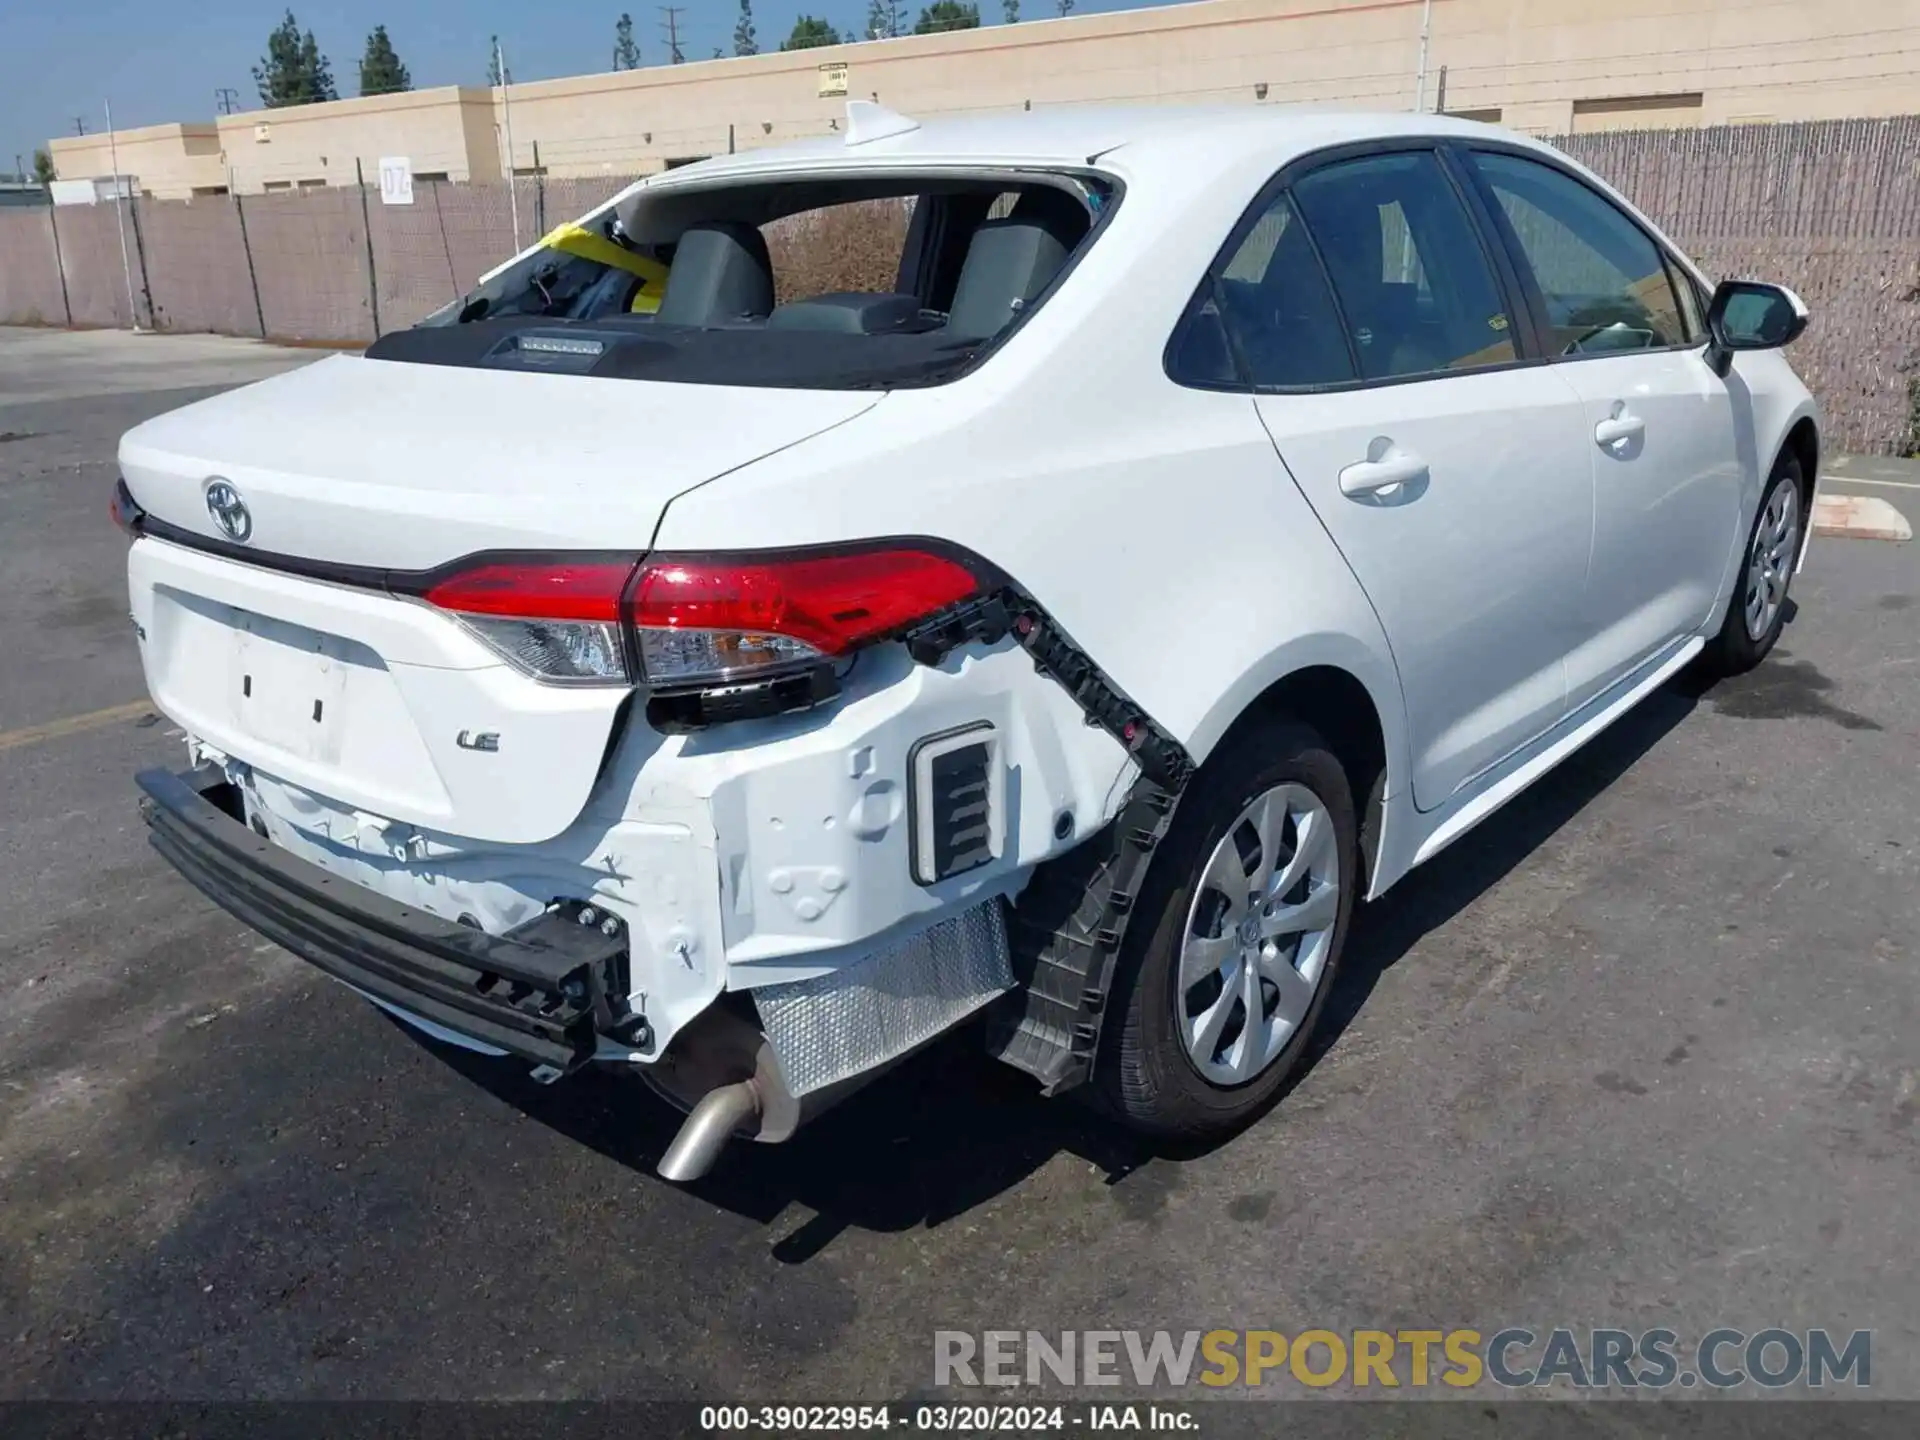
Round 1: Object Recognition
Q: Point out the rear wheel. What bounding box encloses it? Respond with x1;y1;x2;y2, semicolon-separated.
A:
1096;719;1357;1140
1700;451;1805;676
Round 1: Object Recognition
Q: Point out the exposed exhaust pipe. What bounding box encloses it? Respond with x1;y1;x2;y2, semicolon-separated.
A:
657;1078;761;1182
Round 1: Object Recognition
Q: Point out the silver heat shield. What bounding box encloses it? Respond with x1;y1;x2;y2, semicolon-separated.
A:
753;900;1014;1096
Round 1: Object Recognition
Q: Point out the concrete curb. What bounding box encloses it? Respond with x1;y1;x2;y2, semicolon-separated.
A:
1812;493;1912;542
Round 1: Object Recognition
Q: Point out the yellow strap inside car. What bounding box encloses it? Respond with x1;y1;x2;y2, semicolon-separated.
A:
539;222;670;313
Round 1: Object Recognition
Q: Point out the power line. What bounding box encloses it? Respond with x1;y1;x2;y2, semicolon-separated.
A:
659;7;686;64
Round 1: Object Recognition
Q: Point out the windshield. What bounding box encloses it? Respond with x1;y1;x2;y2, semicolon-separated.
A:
375;170;1115;390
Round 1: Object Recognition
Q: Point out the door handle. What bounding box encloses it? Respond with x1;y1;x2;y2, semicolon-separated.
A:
1338;449;1429;498
1594;407;1645;448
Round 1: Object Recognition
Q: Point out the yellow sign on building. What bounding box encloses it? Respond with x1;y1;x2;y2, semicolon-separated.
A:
818;63;849;99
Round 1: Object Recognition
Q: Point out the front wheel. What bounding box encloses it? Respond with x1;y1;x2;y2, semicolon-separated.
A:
1095;719;1357;1141
1699;451;1805;676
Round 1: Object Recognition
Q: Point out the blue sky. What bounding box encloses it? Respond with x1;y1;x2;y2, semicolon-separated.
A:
6;0;1170;175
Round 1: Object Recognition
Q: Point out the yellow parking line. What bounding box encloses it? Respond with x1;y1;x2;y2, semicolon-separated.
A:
0;699;158;755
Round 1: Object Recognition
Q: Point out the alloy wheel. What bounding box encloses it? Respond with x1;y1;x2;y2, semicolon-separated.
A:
1744;481;1801;641
1176;782;1341;1087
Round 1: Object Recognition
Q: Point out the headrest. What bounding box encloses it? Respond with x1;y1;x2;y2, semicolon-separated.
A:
656;221;774;327
944;190;1090;341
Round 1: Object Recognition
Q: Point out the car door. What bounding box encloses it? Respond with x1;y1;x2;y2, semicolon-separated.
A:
1211;147;1595;811
1461;147;1745;712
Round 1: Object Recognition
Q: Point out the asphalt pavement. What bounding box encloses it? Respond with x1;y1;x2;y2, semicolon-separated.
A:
1;326;1916;1407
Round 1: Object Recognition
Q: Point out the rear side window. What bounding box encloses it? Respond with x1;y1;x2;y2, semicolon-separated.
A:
1292;151;1517;381
1204;194;1356;388
1469;151;1693;354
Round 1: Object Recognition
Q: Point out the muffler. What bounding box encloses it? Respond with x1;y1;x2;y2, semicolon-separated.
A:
645;1005;802;1183
644;1003;887;1182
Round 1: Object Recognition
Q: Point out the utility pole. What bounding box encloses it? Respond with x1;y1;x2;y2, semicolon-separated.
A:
495;37;522;253
660;7;685;64
104;99;140;332
1413;0;1434;112
215;87;240;115
73;116;88;135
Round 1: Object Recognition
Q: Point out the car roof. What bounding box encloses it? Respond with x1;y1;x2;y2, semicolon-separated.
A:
647;103;1543;185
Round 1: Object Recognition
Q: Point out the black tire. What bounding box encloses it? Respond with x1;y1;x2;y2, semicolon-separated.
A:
1698;450;1805;677
1095;718;1358;1141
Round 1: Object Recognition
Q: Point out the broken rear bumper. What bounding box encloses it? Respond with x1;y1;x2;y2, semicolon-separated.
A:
136;764;636;1073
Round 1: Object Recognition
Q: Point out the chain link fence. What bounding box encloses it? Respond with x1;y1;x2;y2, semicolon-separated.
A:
3;115;1916;451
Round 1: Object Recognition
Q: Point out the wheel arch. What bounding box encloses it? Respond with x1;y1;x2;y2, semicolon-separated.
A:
1782;412;1820;510
1188;651;1405;896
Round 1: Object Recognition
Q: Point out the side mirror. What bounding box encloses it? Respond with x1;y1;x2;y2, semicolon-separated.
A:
1704;279;1809;377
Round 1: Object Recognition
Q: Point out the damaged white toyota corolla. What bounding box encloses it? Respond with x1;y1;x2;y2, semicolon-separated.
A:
119;103;1818;1180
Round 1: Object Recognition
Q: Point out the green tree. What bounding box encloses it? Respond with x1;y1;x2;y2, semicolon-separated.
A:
1002;0;1019;20
358;25;412;96
780;14;840;48
914;0;978;32
486;35;507;86
866;0;902;38
253;10;338;108
613;13;641;69
1055;0;1073;13
733;0;759;55
32;148;56;185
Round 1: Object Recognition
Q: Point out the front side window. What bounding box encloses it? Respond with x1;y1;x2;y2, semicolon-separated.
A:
1469;151;1693;355
1291;151;1517;381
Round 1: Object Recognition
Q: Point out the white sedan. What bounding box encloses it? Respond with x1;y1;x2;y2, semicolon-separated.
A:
116;103;1816;1180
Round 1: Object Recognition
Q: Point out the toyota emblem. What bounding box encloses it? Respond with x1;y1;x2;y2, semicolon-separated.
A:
204;479;252;543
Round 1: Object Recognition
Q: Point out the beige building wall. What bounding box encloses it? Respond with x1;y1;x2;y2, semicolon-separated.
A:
48;0;1920;198
212;86;499;190
48;122;227;197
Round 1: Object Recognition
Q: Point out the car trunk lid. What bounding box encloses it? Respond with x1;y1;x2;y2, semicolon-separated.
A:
117;352;881;570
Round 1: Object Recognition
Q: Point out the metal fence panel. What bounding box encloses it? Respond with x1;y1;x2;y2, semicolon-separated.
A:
545;177;634;225
368;181;466;331
243;187;376;343
51;203;139;329
138;196;262;338
0;208;66;328
428;182;522;296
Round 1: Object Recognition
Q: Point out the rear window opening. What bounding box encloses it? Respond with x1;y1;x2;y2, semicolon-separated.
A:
372;170;1116;390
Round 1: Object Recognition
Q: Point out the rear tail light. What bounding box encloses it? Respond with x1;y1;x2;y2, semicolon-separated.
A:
415;544;982;692
628;548;980;687
111;478;145;535
422;557;638;684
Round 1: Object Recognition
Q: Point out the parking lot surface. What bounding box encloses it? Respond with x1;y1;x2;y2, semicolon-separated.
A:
1;326;1916;1402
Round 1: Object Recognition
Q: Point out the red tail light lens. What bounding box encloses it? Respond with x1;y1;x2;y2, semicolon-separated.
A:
416;545;982;691
422;559;638;621
111;478;145;536
628;547;981;686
